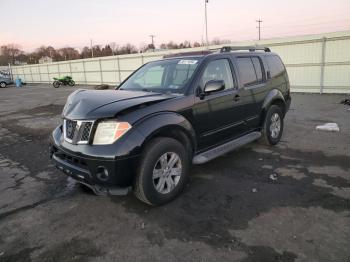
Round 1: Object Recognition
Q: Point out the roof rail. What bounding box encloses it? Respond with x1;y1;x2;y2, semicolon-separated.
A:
219;46;271;53
163;50;213;58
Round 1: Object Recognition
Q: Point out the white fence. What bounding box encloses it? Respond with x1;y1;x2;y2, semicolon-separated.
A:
10;30;350;94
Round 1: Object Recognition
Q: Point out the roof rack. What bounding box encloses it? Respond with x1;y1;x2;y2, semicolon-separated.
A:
219;46;271;53
163;50;213;58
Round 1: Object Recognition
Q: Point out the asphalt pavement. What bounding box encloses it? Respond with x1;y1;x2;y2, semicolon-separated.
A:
0;84;349;262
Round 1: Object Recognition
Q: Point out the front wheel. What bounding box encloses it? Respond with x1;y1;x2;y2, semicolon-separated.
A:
68;80;75;86
261;105;284;145
134;137;189;206
53;81;61;88
0;82;6;88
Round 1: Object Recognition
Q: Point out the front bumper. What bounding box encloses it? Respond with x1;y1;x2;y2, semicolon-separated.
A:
50;126;140;195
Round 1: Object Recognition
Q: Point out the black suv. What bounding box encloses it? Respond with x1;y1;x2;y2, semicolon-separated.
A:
50;46;291;205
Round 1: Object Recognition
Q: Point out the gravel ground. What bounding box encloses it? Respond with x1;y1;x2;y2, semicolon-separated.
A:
0;84;349;262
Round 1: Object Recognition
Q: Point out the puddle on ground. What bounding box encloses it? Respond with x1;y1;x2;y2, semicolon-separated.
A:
313;178;350;200
230;207;350;262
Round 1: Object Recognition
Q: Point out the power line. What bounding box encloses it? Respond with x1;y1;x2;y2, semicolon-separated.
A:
209;18;350;40
256;19;262;40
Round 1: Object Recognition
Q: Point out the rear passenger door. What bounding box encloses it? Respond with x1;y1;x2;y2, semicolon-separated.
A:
233;56;266;130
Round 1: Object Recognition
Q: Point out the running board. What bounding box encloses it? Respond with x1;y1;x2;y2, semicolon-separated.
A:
192;131;261;164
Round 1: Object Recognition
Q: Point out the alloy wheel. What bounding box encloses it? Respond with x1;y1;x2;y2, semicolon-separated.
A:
152;152;182;194
270;113;281;139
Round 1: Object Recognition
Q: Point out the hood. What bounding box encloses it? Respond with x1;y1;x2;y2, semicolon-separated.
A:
62;89;174;120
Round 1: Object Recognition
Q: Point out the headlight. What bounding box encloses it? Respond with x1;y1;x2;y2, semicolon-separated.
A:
93;121;132;145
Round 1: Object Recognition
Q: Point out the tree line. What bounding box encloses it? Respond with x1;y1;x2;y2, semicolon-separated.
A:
0;38;231;66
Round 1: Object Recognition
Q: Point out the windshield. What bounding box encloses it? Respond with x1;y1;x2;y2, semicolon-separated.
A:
119;58;199;94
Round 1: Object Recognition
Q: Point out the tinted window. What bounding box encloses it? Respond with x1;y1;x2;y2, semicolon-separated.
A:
251;57;263;83
134;65;164;87
236;57;258;87
200;59;234;90
266;55;285;78
120;58;199;94
172;64;196;86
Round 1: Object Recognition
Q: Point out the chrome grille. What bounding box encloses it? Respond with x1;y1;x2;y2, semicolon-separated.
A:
80;122;93;142
63;119;94;144
65;119;77;140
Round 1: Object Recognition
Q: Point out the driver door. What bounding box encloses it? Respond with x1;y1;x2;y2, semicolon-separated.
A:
193;57;246;150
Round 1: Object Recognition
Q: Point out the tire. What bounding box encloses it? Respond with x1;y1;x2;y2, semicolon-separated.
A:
0;82;6;88
68;80;75;86
53;81;61;88
134;137;189;206
261;105;284;145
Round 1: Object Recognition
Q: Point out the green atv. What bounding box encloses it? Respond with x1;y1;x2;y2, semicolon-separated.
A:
53;76;75;88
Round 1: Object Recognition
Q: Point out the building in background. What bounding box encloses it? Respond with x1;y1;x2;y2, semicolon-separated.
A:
39;56;53;64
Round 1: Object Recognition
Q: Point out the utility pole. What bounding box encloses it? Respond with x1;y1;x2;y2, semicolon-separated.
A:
149;35;155;50
256;19;262;40
90;39;94;58
205;0;209;48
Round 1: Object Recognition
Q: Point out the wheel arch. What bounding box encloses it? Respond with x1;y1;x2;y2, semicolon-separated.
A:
260;89;286;126
134;112;197;158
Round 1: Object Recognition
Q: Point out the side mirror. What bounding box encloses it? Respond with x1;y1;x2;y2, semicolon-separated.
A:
204;80;225;94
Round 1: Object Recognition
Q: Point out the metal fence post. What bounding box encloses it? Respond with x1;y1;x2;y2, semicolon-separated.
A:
29;65;34;83
8;63;13;81
117;56;122;85
47;64;50;84
57;63;61;78
320;37;327;94
82;60;87;84
69;61;72;76
38;65;42;83
99;58;103;84
22;67;25;82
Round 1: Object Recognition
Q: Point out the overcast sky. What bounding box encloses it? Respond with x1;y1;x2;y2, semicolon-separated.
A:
1;0;349;52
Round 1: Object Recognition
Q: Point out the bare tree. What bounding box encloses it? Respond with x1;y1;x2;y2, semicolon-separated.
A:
210;38;232;45
0;44;23;65
109;42;118;55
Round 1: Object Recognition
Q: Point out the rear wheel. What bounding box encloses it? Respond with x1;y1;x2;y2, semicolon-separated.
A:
134;137;189;206
261;105;284;145
53;81;61;88
68;80;75;86
0;82;6;88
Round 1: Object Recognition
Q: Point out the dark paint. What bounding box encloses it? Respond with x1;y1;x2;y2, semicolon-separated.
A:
50;51;291;189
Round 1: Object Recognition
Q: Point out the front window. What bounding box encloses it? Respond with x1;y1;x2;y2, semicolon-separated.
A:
199;59;234;90
119;58;199;94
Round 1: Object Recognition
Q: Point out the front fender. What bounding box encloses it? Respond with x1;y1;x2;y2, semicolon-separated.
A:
133;112;196;149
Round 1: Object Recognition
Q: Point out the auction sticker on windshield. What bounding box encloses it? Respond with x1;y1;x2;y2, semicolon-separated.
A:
178;60;198;65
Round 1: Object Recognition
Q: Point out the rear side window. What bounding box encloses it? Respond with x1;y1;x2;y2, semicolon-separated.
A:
251;57;263;83
236;57;261;87
266;55;285;78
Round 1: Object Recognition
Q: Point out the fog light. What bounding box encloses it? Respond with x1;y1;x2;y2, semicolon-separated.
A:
96;166;109;181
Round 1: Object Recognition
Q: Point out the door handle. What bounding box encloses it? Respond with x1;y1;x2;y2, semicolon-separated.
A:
234;94;240;102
